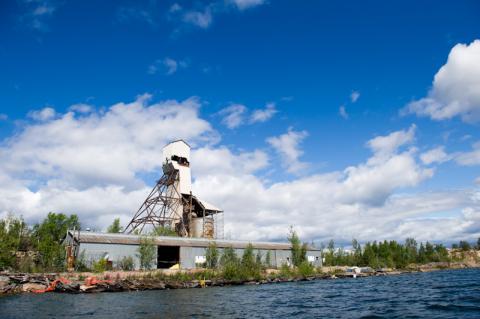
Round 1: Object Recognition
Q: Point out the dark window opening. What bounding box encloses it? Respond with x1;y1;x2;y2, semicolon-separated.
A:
171;155;190;167
157;246;180;269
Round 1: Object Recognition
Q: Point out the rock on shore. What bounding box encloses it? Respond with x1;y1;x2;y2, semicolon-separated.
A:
1;262;477;296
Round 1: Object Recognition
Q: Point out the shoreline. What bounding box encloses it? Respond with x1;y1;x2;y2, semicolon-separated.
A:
1;262;477;296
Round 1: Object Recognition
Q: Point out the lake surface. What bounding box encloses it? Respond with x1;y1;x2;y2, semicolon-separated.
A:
1;268;479;318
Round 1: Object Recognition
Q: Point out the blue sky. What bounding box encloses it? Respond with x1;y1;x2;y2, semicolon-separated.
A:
0;0;479;244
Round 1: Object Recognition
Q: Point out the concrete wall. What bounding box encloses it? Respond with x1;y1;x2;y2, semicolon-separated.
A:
180;247;322;269
78;243;322;270
79;243;147;270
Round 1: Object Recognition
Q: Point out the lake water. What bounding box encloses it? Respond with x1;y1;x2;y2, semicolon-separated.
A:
1;268;479;318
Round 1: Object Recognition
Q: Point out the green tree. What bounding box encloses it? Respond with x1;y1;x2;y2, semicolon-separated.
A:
137;236;156;270
434;244;449;262
205;242;219;269
220;246;240;280
107;218;123;233
241;244;261;279
476;238;480;250
351;239;362;265
405;238;418;264
417;243;427;264
288;227;306;267
151;226;178;237
265;250;272;268
0;214;29;270
256;251;262;267
32;212;80;271
325;240;335;266
459;240;471;251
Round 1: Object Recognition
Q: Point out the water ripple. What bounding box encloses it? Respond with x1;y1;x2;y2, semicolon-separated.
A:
1;269;479;318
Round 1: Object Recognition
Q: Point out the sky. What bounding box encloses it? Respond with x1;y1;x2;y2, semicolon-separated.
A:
0;0;479;245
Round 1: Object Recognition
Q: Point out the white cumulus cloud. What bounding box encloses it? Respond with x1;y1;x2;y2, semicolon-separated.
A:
350;91;360;103
339;105;348;119
28;107;56;121
267;128;309;174
367;124;416;157
230;0;266;10
183;8;213;29
455;141;480;166
420;146;450;165
0;100;477;244
250;102;277;123
219;104;247;129
403;39;480;123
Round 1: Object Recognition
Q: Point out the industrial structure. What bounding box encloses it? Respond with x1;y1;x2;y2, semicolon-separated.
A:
65;140;322;270
124;140;224;239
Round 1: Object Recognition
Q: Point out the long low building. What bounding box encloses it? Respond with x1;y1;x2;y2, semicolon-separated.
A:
64;231;323;270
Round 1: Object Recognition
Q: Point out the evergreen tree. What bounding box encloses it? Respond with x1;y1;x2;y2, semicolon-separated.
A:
205;242;219;269
459;240;471;251
265;250;271;268
287;227;306;266
107;218;122;233
417;243;427;264
325;239;335;266
220;246;240;280
405;238;418;264
352;239;362;265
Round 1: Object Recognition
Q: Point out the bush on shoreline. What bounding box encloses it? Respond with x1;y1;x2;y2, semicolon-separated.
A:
1;213;479;275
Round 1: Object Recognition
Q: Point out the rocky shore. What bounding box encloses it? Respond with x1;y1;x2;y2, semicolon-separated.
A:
1;261;477;296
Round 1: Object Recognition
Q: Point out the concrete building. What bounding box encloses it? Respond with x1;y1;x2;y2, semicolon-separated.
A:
65;231;323;270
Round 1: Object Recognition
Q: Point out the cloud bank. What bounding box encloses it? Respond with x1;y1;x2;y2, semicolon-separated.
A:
0;95;478;245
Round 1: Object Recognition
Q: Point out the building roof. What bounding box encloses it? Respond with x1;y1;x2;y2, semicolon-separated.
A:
193;196;223;212
69;231;320;251
163;139;190;148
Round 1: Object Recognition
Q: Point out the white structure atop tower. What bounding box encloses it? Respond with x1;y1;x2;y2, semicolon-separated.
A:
124;139;223;239
162;140;192;195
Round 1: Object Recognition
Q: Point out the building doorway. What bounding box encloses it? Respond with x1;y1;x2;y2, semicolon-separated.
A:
157;246;180;269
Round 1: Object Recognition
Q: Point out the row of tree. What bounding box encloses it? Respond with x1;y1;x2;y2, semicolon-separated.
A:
2;212;480;273
322;238;451;268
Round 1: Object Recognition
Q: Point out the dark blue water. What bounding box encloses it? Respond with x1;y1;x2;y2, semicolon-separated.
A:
1;269;479;318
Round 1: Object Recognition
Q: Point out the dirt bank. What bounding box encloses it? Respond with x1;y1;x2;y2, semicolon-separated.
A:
1;262;477;296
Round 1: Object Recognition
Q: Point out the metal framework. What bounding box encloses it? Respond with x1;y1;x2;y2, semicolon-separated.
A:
124;163;189;235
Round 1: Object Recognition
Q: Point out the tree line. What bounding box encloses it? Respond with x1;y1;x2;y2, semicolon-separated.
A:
2;212;479;273
321;237;479;269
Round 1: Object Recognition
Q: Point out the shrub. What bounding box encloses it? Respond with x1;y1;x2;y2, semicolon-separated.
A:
119;256;135;271
151;226;178;237
92;258;108;273
137;236;156;270
241;244;261;280
75;250;90;272
279;263;293;278
206;242;219;269
220;246;240;280
297;260;315;278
